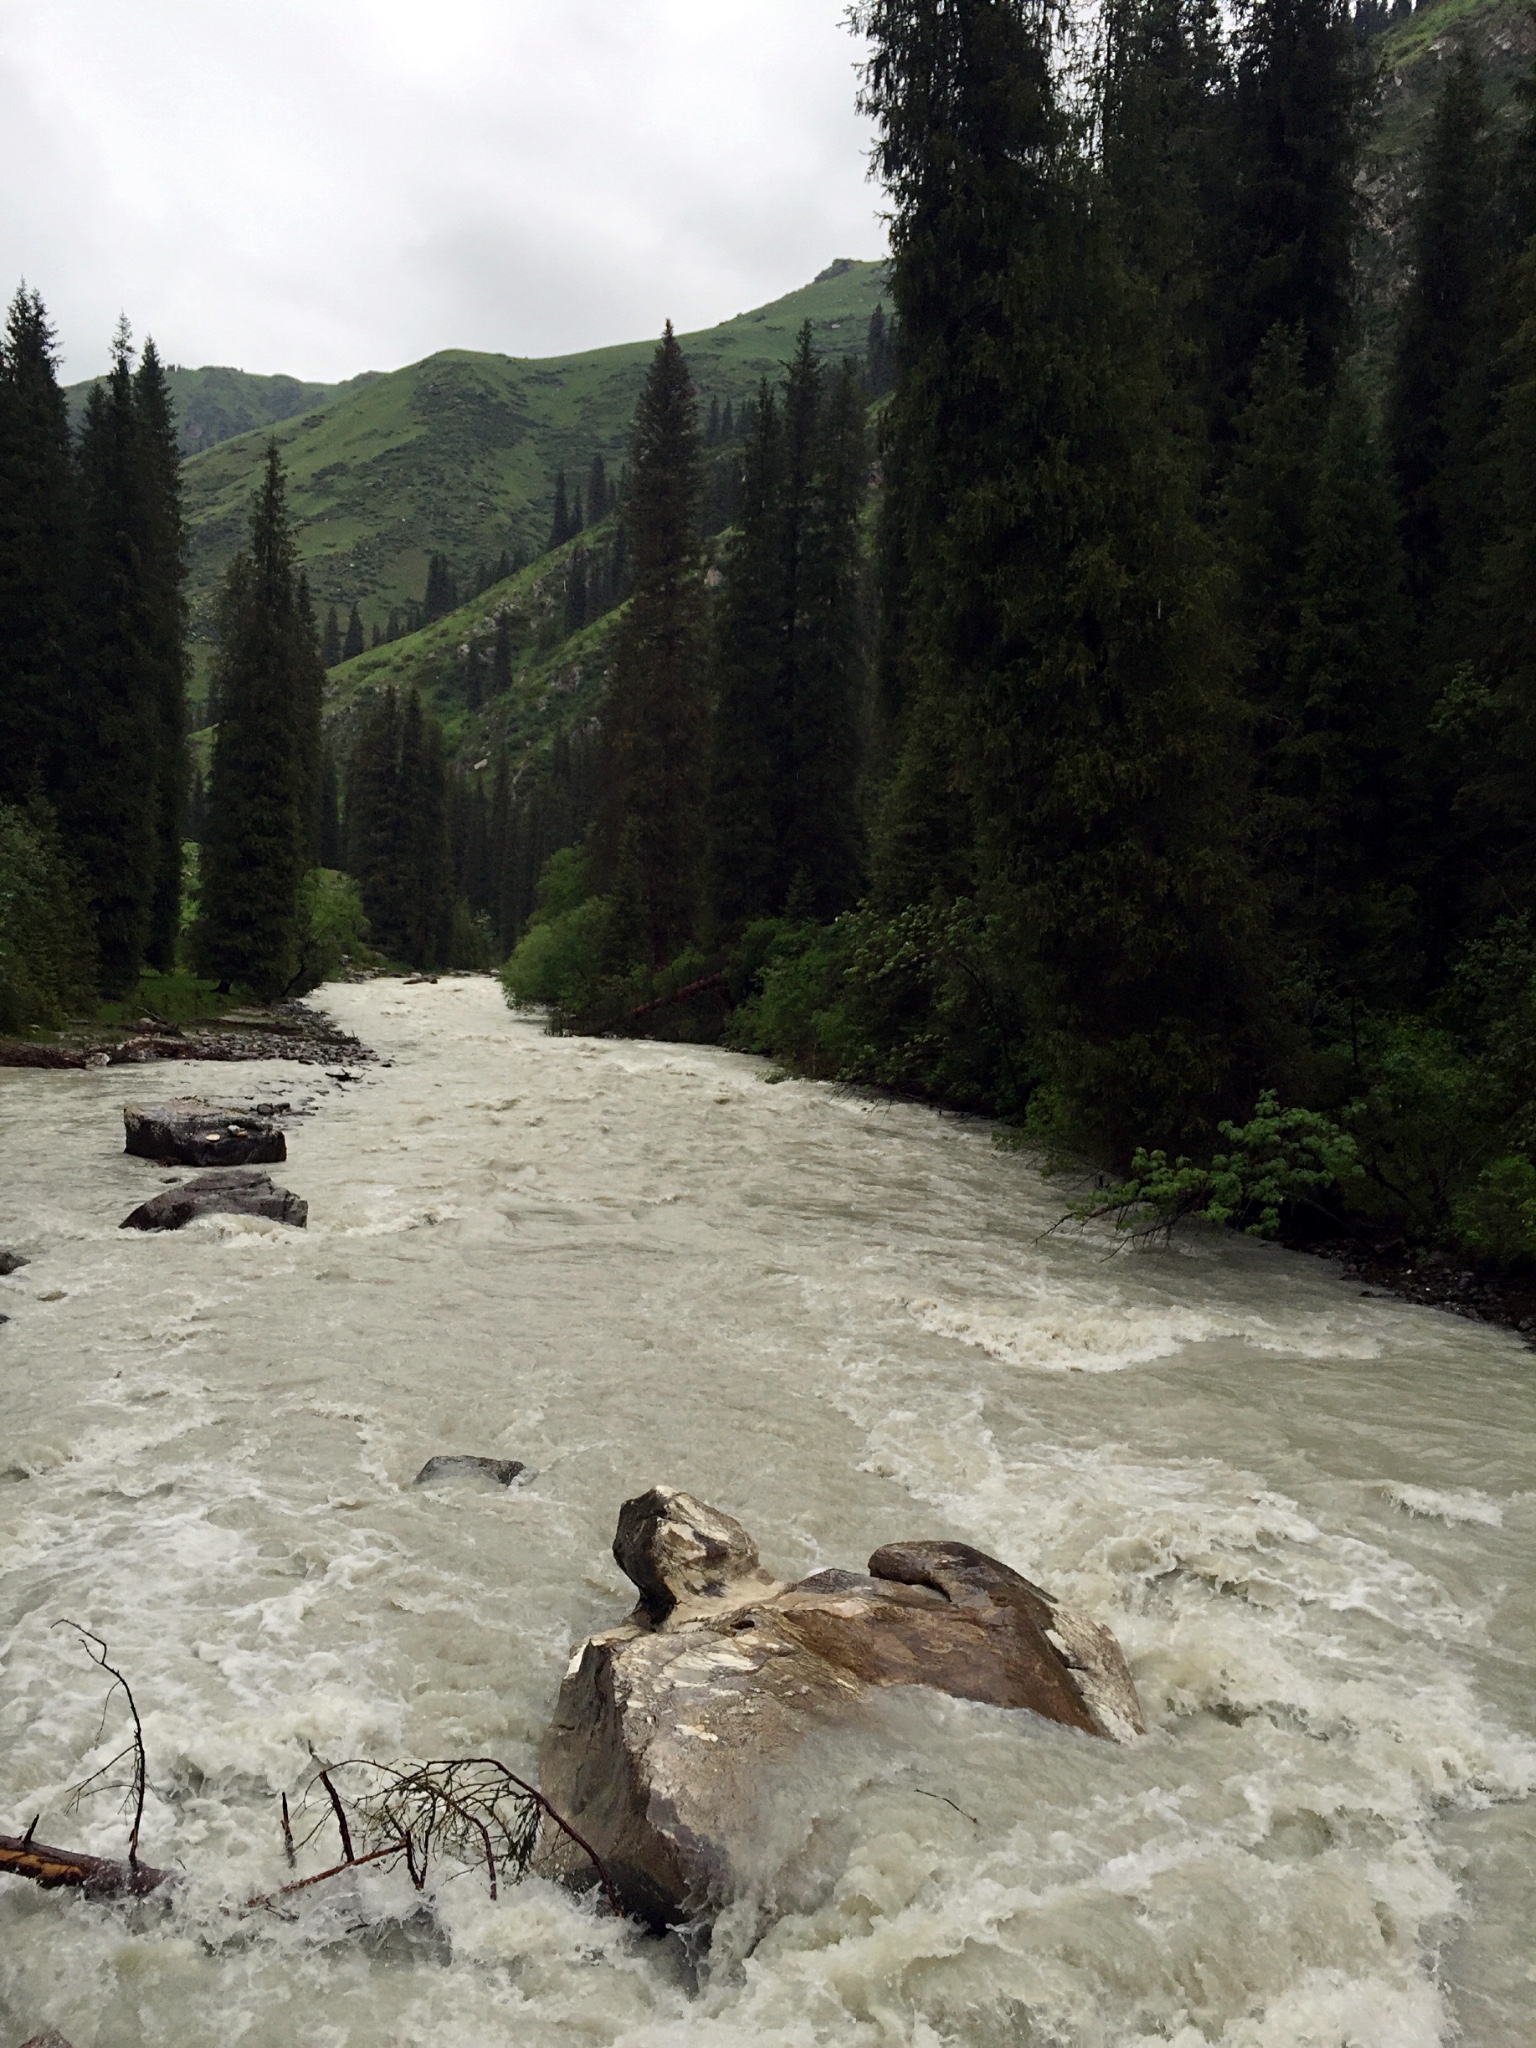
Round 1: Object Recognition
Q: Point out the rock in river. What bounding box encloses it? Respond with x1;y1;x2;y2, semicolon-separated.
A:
537;1487;1143;1927
120;1170;307;1232
124;1098;286;1166
413;1455;526;1487
0;1249;29;1276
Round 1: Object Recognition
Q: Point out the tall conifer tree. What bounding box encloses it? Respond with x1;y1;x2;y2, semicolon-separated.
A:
0;288;74;809
595;323;708;966
133;339;189;971
342;603;365;662
71;324;159;994
194;446;312;997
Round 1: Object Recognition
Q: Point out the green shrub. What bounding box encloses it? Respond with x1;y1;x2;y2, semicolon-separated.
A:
500;896;613;1011
290;868;380;992
1070;1091;1359;1242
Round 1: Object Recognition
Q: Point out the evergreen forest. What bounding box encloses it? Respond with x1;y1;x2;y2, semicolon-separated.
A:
4;0;1536;1284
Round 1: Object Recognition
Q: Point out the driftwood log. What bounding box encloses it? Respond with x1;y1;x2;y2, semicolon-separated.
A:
0;1829;175;1898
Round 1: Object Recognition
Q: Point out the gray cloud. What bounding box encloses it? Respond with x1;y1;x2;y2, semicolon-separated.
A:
0;0;885;383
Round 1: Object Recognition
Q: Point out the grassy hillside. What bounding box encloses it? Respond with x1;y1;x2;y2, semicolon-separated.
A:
323;521;623;781
64;363;365;459
182;257;889;691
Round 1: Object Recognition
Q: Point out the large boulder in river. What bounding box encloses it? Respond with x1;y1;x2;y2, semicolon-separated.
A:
536;1488;1142;1927
120;1169;307;1232
124;1098;286;1166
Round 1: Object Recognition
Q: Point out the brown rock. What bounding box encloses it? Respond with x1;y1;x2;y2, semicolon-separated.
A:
120;1169;307;1232
19;2031;76;2048
537;1490;1142;1927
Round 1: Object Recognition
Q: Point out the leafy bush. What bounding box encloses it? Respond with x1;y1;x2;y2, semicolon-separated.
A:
290;868;380;992
0;802;95;1031
501;896;613;1011
1070;1092;1359;1242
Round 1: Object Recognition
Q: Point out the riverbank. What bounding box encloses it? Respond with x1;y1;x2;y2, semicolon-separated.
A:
0;997;374;1070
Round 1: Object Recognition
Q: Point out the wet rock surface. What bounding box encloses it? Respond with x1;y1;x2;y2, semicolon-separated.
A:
124;1098;287;1167
120;1169;308;1232
537;1488;1143;1927
0;1249;29;1276
413;1455;526;1487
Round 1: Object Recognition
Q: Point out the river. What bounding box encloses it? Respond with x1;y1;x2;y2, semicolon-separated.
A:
1;976;1532;2048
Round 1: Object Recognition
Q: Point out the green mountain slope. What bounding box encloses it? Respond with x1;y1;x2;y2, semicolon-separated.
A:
65;362;366;459
324;519;622;775
182;258;888;684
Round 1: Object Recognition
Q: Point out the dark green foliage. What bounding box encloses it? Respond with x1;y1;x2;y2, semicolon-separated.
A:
859;0;1269;1159
547;470;572;551
69;327;160;995
705;334;868;934
0;289;74;809
193;446;314;997
705;379;784;931
1213;0;1365;403
0;800;96;1030
132;339;189;973
594;324;709;967
864;302;895;395
1388;44;1500;629
422;552;457;624
322;605;342;667
342;603;365;662
588;454;610;524
344;686;453;968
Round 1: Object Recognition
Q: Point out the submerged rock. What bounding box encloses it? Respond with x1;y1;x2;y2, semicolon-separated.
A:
124;1098;286;1167
537;1488;1143;1927
120;1169;308;1232
413;1455;526;1488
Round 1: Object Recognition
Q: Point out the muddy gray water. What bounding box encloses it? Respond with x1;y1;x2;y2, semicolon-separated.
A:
1;977;1532;2047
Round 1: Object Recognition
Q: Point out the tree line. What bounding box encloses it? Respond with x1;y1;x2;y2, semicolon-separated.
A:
0;299;185;1018
502;0;1536;1277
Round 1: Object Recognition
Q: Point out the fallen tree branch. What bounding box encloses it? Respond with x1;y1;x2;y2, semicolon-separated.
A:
626;970;726;1024
0;1830;175;1898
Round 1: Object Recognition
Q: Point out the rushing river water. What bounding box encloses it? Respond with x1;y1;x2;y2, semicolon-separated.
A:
1;977;1533;2048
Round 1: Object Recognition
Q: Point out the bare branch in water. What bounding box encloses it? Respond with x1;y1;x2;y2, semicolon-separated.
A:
246;1756;624;1919
52;1622;148;1869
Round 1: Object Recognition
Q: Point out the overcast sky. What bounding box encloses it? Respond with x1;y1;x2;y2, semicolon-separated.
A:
0;1;886;385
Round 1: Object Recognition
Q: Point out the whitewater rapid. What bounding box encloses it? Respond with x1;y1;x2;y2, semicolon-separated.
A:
1;976;1532;2047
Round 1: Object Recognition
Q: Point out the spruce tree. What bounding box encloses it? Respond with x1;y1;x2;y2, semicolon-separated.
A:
706;398;721;447
1279;373;1415;1004
422;553;456;623
194;447;311;996
342;602;365;662
857;0;1267;1154
133;338;189;972
705;378;785;932
318;744;343;868
322;606;342;667
594;322;708;966
1213;0;1364;406
0;288;74;810
398;691;452;967
1388;44;1499;631
588;454;610;523
784;355;867;915
548;470;571;552
572;485;585;535
292;572;326;866
346;687;408;954
70;324;158;995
